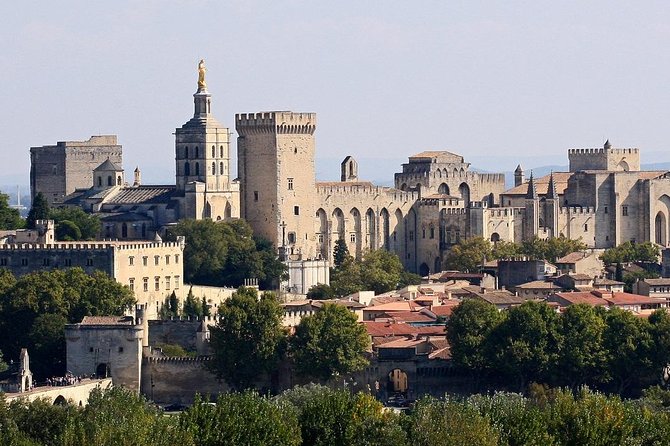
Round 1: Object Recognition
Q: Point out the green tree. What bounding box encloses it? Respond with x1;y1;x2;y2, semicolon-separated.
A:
446;299;502;375
61;386;192;446
622;269;659;293
445;237;492;272
208;287;287;390
0;268;134;378
329;256;364;297
491;240;522;260
407;397;499;446
398;270;422;288
55;220;81;241
181;392;301;446
649;309;670;377
26;192;49;229
488;301;562;389
0;193;23;230
201;295;210;317
333;238;350;268
603;308;654;393
166;219;286;288
600;241;660;265
278;386;406;446
290;303;369;381
183;288;203;318
50;207;100;240
159;291;180;319
306;283;336;300
557;304;609;388
360;250;406;294
0;350;7;374
520;236;587;262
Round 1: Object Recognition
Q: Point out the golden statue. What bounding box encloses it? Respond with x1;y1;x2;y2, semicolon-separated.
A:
197;59;207;91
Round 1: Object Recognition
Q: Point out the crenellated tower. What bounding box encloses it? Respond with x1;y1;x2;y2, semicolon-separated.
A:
236;111;318;260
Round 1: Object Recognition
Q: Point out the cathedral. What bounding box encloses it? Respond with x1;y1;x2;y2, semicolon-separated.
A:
30;62;670;290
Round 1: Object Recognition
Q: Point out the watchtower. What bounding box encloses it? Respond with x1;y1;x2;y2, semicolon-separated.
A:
236;111;318;260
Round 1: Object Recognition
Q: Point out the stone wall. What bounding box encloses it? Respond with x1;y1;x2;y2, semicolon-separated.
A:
141;356;226;404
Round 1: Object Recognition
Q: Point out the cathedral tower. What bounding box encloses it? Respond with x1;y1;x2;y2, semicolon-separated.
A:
175;60;237;220
236;111;318;260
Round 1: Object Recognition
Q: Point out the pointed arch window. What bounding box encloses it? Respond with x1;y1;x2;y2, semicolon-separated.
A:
220;162;224;175
211;162;216;175
184;162;191;176
195;162;200;176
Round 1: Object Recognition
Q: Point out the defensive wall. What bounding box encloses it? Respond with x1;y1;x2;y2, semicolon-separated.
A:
3;378;112;406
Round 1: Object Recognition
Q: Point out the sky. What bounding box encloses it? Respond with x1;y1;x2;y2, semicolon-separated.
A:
2;0;670;187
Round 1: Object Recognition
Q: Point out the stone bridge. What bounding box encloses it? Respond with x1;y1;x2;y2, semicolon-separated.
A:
4;378;113;406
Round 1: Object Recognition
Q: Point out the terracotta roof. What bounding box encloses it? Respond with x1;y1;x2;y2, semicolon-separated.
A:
516;280;563;289
363;321;420;337
80;316;134;325
378;310;436;323
364;301;423;312
376;338;425;349
550;292;607;306
556;252;591;264
431;304;457;317
604;293;667;306
428;346;452;360
503;172;572;196
416;325;447;335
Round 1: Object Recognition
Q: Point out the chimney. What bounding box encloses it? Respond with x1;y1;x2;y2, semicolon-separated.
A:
133;167;141;187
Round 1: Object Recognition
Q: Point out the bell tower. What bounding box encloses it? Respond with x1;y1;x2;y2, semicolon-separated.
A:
175;60;237;220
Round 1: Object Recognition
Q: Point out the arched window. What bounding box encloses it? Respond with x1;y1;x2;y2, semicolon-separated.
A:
141;223;146;238
121;223;128;238
97;176;102;187
220;162;224;174
117;176;121;185
195;162;200;176
220;145;224;157
195;146;199;158
211;162;216;175
184;162;191;176
107;176;112;186
211;146;215;158
184;146;188;158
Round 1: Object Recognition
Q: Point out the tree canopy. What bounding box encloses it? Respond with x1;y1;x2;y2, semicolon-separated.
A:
50;207;101;240
330;250;419;296
208;287;287;390
290;303;369;381
600;241;660;265
166;219;287;289
0;268;135;378
26;192;49;229
0;193;23;230
447;300;670;394
445;236;588;272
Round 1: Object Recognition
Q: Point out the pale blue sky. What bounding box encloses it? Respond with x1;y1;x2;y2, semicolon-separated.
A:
2;1;670;186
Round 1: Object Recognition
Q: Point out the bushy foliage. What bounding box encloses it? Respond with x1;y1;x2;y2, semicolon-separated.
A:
50;207;101;240
448;300;670;394
330;249;414;296
166;219;287;289
290;303;369;381
0;268;134;378
208;287;287;390
4;386;670;446
600;241;660;265
0;193;24;230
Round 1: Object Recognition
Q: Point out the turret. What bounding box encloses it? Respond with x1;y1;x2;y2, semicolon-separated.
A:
525;172;538;199
341;156;359;182
133;167;141;187
514;164;525;187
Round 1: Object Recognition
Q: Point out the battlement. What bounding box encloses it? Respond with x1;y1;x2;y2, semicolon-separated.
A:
55;135;119;147
146;355;212;364
0;239;185;251
440;208;468;215
236;112;317;135
486;207;524;217
316;184;417;202
558;206;596;215
568;147;638;155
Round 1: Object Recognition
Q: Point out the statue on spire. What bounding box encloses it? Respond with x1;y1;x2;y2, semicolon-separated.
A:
197;59;207;92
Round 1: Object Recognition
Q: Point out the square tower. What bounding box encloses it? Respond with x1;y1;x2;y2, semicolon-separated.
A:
30;135;122;205
236;112;318;260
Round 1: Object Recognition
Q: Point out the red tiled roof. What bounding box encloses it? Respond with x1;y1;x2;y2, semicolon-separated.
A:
363;322;420;337
378;311;436;323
